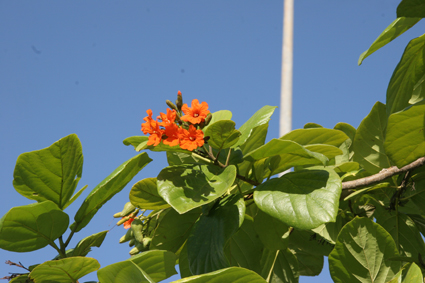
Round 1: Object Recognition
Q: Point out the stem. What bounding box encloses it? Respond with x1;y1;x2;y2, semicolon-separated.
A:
50;241;66;258
64;230;75;249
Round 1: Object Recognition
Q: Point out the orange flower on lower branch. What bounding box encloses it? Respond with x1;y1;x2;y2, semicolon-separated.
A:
163;123;180;147
179;125;205;151
181;99;210;124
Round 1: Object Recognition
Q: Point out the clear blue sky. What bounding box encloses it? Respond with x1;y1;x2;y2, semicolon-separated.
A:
1;1;423;282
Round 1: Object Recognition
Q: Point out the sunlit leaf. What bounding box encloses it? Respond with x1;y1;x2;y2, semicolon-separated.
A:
202;110;232;133
204;120;241;150
130;178;170;210
72;230;108;257
403;262;423;282
172;267;267;283
280;128;349;147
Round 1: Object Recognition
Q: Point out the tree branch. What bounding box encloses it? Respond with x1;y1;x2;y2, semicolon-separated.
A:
342;157;425;190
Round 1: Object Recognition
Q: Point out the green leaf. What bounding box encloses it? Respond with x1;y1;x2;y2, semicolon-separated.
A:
187;194;245;275
166;151;212;166
172;267;267;283
179;242;193;279
71;153;152;232
384;101;425;168
29;257;100;283
397;0;425;17
13;134;83;209
97;250;177;283
304;144;343;160
253;209;290;250
288;229;334;257
254;169;341;230
289;248;324;276
225;215;264;274
9;274;30;283
359;17;421;65
239;123;269;155
129;178;170;210
269;249;299;283
403;262;423;282
304;122;323;129
387;34;425;116
352;101;391;174
202;110;233;133
123;136;149;151
72;230;108;257
157;164;237;214
0;201;69;252
204;120;241;150
334;122;356;143
64;185;88;210
151;207;201;253
328;217;400;283
235;105;277;148
280;128;349;147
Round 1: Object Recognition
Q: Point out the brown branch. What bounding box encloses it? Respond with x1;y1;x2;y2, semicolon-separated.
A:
342;157;425;190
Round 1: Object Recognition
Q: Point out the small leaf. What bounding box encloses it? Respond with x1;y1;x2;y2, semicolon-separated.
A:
13;134;83;209
254;169;341;230
71;153;152;232
359;17;421;65
280;128;349;147
123;136;149;151
384;101;425;168
130;178;170;210
0;201;69;252
352;101;391;174
204;120;241;150
328;217;400;283
72;230;108;257
30;257;100;283
386;34;425;116
157;164;237;214
397;0;425;17
187;194;245;275
172;267;267;283
202;110;233;133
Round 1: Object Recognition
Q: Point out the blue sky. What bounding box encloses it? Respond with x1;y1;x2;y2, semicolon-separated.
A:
1;1;423;282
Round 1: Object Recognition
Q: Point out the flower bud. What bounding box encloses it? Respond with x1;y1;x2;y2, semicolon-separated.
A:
116;216;130;226
166;100;178;112
176;90;183;110
204;113;212;126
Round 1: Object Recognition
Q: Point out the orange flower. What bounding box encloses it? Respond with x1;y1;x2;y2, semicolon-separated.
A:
123;217;134;229
141;109;154;134
146;121;163;146
179;125;205;151
157;108;177;127
163;123;180;147
181;99;210;124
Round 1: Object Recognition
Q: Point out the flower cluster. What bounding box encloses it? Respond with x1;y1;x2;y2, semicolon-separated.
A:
141;91;210;151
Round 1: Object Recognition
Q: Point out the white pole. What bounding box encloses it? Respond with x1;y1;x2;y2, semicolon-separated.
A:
279;0;294;138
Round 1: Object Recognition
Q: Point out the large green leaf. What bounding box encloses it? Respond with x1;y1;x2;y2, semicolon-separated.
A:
179;242;193;279
239;123;269;155
387;34;425;116
288;248;324;276
0;201;69;252
288;229;334;257
304;144;343;160
260;249;299;283
97;250;177;283
253;209;290;251
123;136;149;151
173;267;267;283
397;0;425;17
352;102;392;174
384;101;425;168
254;169;341;230
71;153;152;232
234;105;277;148
71;230;108;257
244;139;328;166
359;17;421;65
29;257;100;283
202;110;233;133
187;194;245;275
13;134;83;209
225;215;264;274
204;120;241;150
403;262;423;282
151;207;201;253
157;164;237;214
280;128;349;147
130;178;170;210
329;217;400;283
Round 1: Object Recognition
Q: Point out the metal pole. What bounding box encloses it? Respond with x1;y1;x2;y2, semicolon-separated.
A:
279;0;294;138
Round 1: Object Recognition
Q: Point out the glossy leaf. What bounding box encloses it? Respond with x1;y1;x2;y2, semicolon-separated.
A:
123;136;149;151
172;267;267;283
166;151;211;166
151;207;201;253
280;128;349;147
157;164;237;214
235;105;277;148
359;17;421;65
329;217;400;283
13;134;83;209
387;34;425;116
29;257;100;283
130;178;170;210
260;248;299;283
0;201;69;252
334;122;356;143
403;262;423;283
397;0;425;17
204;120;241;150
225;215;264;274
71;153;152;232
97;250;177;283
384;101;425;168
202;110;232;133
352;102;391;174
254;209;290;250
304;144;343;160
72;230;108;257
187;194;245;275
254;169;341;230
